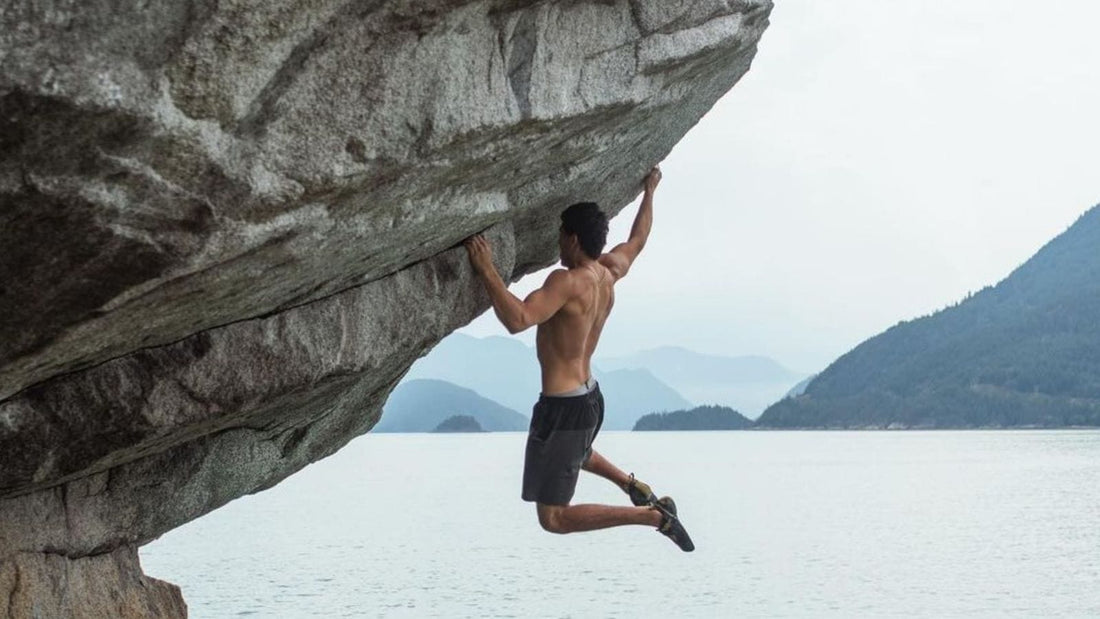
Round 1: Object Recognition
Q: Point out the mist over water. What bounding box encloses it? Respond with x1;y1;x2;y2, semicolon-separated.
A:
144;431;1100;617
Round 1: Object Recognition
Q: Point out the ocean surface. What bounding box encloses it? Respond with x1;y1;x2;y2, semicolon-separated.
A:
142;431;1100;618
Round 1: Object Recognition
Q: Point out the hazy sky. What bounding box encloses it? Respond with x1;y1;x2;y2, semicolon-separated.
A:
462;0;1100;373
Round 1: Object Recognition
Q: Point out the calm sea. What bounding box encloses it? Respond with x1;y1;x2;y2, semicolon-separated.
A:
142;431;1100;617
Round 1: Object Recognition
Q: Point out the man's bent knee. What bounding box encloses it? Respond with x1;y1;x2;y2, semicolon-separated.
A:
536;504;570;534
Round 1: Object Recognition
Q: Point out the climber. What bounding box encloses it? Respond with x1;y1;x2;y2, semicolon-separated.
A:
464;166;693;551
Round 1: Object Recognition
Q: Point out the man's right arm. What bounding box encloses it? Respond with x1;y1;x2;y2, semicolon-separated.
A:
601;167;660;281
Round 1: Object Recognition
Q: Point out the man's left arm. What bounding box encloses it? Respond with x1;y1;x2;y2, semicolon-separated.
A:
464;235;570;334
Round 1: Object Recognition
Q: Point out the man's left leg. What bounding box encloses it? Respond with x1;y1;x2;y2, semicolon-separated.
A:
579;387;659;506
581;450;631;489
583;450;659;506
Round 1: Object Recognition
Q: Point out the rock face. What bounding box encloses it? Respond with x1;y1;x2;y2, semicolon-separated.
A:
1;0;770;614
1;548;186;618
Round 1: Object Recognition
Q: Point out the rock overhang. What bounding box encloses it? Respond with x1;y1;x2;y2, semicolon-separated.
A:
1;0;771;401
0;0;771;613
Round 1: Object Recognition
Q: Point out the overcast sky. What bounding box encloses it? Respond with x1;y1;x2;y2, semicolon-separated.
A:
462;0;1100;374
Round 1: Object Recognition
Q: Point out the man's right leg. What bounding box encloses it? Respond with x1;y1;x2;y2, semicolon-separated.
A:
536;502;661;534
536;502;694;551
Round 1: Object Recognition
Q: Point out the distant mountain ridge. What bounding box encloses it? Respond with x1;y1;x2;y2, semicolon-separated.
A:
375;379;528;433
404;333;692;430
406;334;541;415
758;204;1100;428
600;346;808;417
603;347;803;383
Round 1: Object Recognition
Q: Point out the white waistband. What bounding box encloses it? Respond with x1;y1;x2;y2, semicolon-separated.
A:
543;378;598;398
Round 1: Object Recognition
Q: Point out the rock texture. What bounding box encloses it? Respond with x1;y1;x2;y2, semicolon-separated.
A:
1;0;770;614
0;548;186;618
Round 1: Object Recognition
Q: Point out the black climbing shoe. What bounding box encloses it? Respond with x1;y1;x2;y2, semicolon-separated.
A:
654;496;694;552
625;473;658;507
656;495;677;516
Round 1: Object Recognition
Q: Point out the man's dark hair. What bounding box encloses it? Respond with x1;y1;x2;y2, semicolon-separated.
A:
560;202;609;260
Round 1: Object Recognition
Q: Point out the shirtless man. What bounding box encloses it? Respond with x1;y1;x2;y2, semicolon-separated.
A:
464;167;693;551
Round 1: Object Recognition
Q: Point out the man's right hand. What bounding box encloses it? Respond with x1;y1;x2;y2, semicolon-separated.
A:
643;166;662;194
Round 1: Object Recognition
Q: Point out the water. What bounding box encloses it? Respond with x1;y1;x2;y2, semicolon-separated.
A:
142;431;1100;617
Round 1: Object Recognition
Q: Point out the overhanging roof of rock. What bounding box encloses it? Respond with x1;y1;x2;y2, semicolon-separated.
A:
0;1;771;499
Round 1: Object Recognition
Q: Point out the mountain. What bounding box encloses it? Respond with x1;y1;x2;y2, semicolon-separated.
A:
784;375;816;398
758;205;1100;428
375;379;528;433
594;367;693;430
633;405;754;431
598;347;808;417
433;415;485;433
405;334;541;414
405;333;693;430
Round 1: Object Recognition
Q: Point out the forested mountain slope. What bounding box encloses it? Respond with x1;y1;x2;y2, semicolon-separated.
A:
759;205;1100;428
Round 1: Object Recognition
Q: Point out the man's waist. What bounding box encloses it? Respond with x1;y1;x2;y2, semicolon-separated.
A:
541;377;599;398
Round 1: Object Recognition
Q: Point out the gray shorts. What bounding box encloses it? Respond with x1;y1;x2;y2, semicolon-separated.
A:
521;382;604;506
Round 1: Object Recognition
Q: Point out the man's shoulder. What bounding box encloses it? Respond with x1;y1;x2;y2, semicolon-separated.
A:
598;251;626;266
545;267;595;294
543;268;577;291
597;253;626;281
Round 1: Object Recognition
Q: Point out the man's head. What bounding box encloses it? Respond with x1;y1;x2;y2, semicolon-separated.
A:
559;202;608;266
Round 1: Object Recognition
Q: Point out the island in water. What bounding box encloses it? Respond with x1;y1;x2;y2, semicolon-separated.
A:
432;415;485;433
633;405;754;431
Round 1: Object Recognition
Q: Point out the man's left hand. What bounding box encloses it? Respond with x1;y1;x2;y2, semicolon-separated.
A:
464;234;494;276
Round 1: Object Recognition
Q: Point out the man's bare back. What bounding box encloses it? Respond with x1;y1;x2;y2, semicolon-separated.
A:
464;167;693;551
464;168;658;393
534;260;614;394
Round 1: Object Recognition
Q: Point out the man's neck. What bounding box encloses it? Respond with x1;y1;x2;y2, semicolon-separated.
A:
571;255;596;270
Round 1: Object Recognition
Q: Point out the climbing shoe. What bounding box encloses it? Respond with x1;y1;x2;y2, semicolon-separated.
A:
656;495;677;516
625;473;658;507
654;496;694;552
